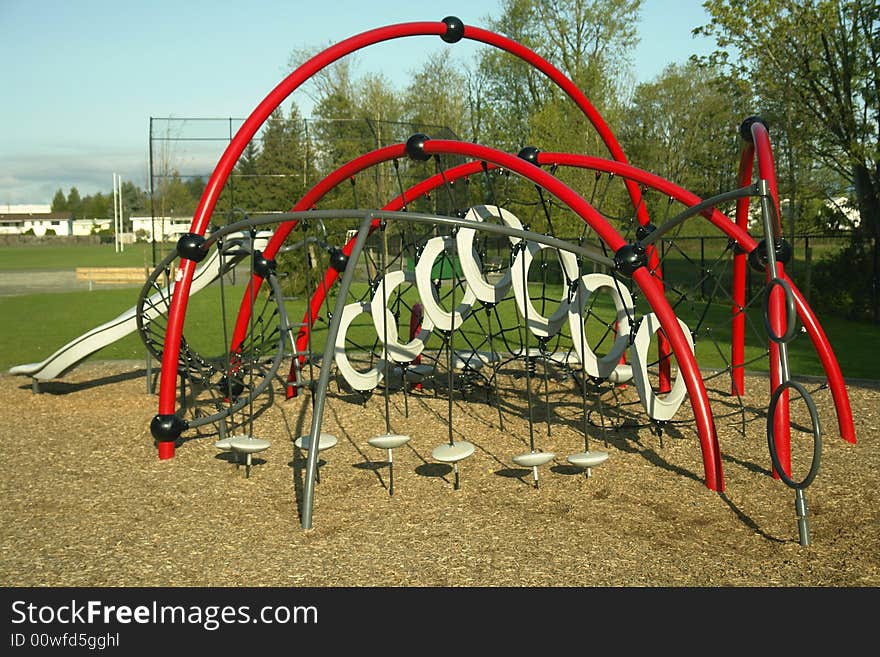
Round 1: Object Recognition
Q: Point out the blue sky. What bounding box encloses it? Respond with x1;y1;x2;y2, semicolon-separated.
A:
0;0;717;206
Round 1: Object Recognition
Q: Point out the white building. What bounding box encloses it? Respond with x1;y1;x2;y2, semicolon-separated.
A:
130;216;193;242
0;212;73;236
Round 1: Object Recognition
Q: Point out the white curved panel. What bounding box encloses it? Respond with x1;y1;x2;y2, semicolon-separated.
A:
456;205;523;303
511;241;579;338
629;313;694;421
568;273;634;379
370;269;434;363
334;301;384;391
414;236;476;332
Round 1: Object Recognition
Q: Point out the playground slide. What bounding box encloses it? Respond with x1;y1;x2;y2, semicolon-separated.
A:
8;234;263;382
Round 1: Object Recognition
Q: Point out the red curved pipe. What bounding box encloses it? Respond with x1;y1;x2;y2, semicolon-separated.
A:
786;277;855;443
732;143;755;396
750;122;791;477
540;150;854;447
634;267;723;490
157;18;658;452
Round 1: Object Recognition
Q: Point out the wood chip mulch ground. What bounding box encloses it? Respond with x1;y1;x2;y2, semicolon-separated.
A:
1;360;877;587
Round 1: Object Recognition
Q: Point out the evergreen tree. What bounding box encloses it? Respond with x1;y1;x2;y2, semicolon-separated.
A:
66;187;82;219
51;188;67;212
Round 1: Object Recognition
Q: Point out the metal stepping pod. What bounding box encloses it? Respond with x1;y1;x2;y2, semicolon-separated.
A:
566;449;609;478
430;248;474;491
512;245;554;489
431;440;476;490
216;434;271;478
368;433;411;496
368;224;412;496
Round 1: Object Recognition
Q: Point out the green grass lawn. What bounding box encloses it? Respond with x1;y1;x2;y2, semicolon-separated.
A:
0;242;175;271
2;276;877;381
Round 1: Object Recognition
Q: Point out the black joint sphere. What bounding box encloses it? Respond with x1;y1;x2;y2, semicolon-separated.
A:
328;247;348;273
252;250;276;279
739;115;769;143
517;146;540;165
748;238;792;272
635;223;656;242
613;243;647;277
405;133;431;162
217;376;245;399
176;233;208;263
441;16;464;43
150;413;188;442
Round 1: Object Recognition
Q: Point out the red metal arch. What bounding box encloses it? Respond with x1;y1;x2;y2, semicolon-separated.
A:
156;17;653;432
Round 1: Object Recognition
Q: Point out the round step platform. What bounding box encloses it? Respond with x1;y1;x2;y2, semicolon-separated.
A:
405;364;435;381
295;433;338;452
608;364;633;384
512;451;556;468
228;436;271;454
432;441;475;463
368;433;411;450
567;451;610;468
214;438;234;451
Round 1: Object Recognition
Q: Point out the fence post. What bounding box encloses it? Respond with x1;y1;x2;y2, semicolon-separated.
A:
700;237;706;300
804;236;812;305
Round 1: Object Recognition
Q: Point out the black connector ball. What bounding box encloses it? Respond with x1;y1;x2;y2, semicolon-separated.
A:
328;247;349;273
176;233;208;262
252;250;276;279
405;133;431;162
613;243;647;277
748;238;792;272
150;413;188;442
739;116;769;143
517;146;540;165
441;16;464;43
217;376;245;399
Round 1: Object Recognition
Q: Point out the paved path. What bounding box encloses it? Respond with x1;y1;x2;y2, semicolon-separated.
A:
0;270;141;296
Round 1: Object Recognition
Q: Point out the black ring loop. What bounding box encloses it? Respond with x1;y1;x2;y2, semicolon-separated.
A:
762;277;798;344
767;379;822;490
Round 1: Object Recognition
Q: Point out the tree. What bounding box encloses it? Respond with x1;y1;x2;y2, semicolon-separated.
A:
230;141;261;213
620;62;748;202
469;0;644;235
51;189;67;212
476;0;641;153
696;0;880;320
66;187;82;219
253;105;310;212
81;192;111;222
403;51;470;138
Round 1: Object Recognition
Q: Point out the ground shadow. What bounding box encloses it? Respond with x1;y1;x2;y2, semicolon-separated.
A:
22;368;148;395
494;467;530;479
415;463;452;478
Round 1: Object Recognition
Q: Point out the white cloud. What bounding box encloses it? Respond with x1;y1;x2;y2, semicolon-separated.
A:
0;150;151;205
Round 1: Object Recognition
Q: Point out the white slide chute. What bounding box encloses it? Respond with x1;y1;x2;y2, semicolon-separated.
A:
9;232;267;382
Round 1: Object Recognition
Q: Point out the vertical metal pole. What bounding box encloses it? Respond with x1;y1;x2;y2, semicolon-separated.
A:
112;173;118;253
118;173;124;253
700;237;706;300
301;212;375;530
148;118;157;267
